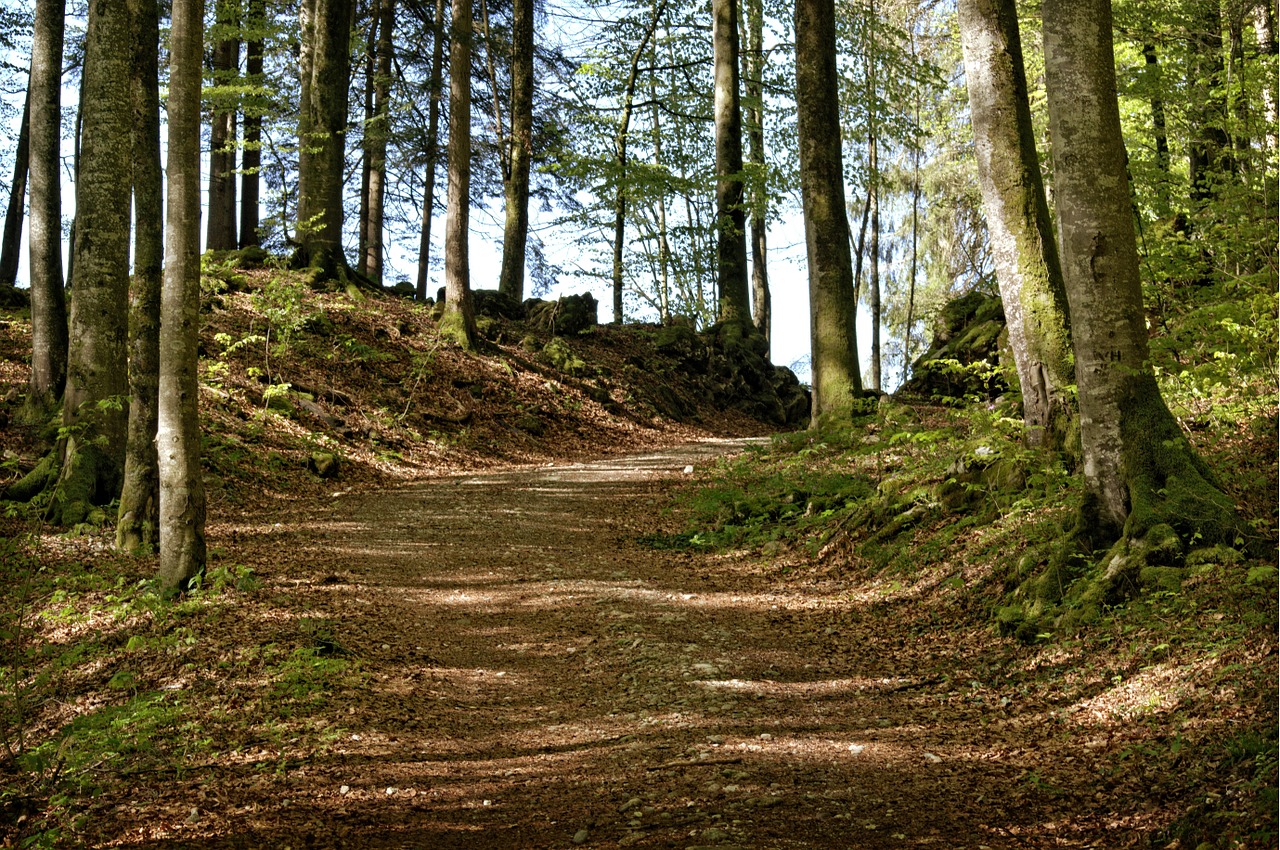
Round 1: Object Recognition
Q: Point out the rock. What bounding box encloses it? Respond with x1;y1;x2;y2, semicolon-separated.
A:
309;452;340;478
572;828;589;844
525;292;598;335
473;288;524;320
389;280;415;298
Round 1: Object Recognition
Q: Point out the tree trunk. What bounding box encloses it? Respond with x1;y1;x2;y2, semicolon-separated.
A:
497;0;534;300
240;0;264;247
416;0;447;300
712;0;750;324
868;131;881;392
54;0;134;526
1254;0;1277;149
611;2;666;324
0;87;29;287
26;0;67;418
958;0;1075;449
796;0;862;425
159;0;208;592
743;0;769;349
651;99;671;323
1142;43;1172;216
1043;0;1235;546
207;0;240;251
1186;0;1233;203
296;0;355;276
363;0;394;285
118;0;164;554
358;0;377;273
442;0;477;348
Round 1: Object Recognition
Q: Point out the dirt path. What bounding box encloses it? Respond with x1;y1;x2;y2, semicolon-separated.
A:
192;440;1094;849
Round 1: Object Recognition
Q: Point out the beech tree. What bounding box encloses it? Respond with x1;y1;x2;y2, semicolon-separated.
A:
52;0;134;526
712;0;750;324
414;0;447;300
159;0;208;591
118;0;165;553
497;0;535;300
957;0;1074;449
797;0;862;423
208;0;241;251
0;87;27;287
1042;0;1236;546
25;0;67;420
442;0;478;347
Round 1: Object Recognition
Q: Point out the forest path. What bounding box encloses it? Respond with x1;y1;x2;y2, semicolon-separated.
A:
203;440;1067;849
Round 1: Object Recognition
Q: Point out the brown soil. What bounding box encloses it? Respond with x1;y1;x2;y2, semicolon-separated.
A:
52;437;1262;850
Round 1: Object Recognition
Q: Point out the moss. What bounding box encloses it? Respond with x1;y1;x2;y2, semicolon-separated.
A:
540;337;588;377
4;454;56;502
437;307;477;351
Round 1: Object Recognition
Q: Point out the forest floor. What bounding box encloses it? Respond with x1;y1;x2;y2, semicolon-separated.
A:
1;276;1275;848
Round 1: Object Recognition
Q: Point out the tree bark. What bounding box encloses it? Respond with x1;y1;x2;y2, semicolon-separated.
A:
26;0;68;417
415;0;447;300
1141;43;1172;216
296;0;355;276
743;0;769;348
207;0;240;251
958;0;1075;449
363;0;394;284
240;0;264;247
868;130;881;392
497;0;534;300
118;0;164;554
54;0;134;526
0;87;29;287
1186;0;1233;202
442;0;477;348
712;0;750;324
1043;0;1235;545
797;0;862;424
159;0;208;592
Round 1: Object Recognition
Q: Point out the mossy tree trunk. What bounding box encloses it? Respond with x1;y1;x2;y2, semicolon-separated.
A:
712;0;750;326
1043;0;1236;547
207;0;240;252
442;0;478;349
415;0;447;301
159;0;208;593
53;0;134;527
26;0;68;420
118;0;164;554
958;0;1075;450
796;0;863;425
497;0;534;301
296;0;354;278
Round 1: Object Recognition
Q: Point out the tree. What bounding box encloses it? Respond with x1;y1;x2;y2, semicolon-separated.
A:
208;0;241;251
0;87;28;287
497;0;534;300
1042;0;1235;545
25;0;67;419
957;0;1074;449
415;0;447;300
296;0;355;276
159;0;208;592
240;0;266;247
712;0;750;323
118;0;165;553
442;0;478;347
797;0;862;423
52;0;134;526
742;0;770;345
360;0;395;284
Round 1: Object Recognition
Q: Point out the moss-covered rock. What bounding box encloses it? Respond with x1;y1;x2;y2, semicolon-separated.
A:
900;291;1008;402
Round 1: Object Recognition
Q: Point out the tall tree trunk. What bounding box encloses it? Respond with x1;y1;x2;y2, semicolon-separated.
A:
906;136;919;370
159;0;208;592
611;2;666;324
416;0;447;299
54;0;134;526
296;0;355;276
1142;43;1172;216
958;0;1076;448
797;0;862;425
850;190;870;306
1186;0;1233;202
868;131;880;392
712;0;750;324
1043;0;1235;546
652;99;671;323
207;0;240;251
498;0;534;300
358;0;377;273
442;0;477;347
363;0;394;285
1254;0;1277;149
26;0;67;418
240;0;264;247
118;0;164;554
742;0;769;348
0;87;29;287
